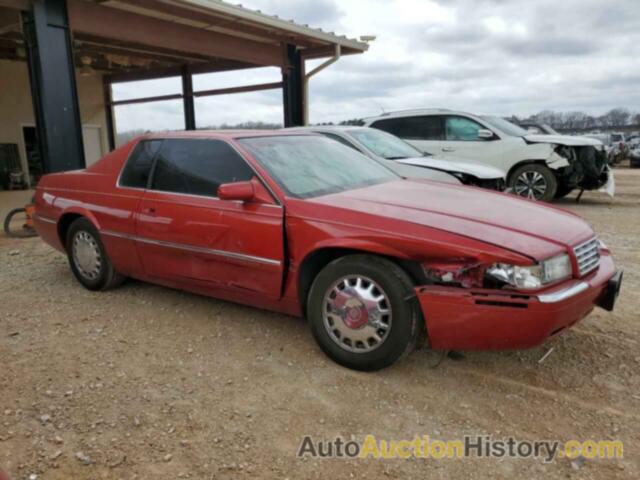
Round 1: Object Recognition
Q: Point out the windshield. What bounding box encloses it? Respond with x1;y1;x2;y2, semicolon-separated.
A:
348;129;423;160
480;116;529;137
238;135;398;199
542;124;560;135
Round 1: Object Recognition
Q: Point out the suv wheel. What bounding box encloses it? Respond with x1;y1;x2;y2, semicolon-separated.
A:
509;164;557;202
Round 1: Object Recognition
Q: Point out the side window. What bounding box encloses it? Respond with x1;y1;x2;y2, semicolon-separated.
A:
151;139;255;197
371;116;442;140
445;116;484;141
319;133;361;152
370;118;402;136
119;140;162;188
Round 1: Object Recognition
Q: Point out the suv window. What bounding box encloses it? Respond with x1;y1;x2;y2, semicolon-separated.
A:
445;116;484;141
371;116;442;140
119;140;162;188
151;139;255;197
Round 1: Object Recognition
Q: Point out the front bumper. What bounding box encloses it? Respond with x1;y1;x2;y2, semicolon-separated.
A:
415;253;620;350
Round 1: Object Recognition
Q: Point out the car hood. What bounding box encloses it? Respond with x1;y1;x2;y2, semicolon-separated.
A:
310;180;594;261
396;156;505;180
524;134;602;147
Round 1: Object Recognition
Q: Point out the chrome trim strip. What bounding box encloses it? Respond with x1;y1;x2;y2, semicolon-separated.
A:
33;214;57;225
101;229;281;266
538;282;589;304
147;189;283;209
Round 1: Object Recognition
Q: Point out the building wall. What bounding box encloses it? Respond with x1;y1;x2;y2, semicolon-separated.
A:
0;59;109;186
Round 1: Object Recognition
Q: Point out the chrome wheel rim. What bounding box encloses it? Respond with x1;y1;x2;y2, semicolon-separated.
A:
322;275;392;353
72;231;102;280
514;171;548;200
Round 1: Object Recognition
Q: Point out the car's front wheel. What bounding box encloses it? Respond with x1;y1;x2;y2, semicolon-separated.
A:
307;254;422;371
509;164;558;202
66;218;125;291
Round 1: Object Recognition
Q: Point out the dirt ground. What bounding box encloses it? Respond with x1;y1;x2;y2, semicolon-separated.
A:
1;168;639;480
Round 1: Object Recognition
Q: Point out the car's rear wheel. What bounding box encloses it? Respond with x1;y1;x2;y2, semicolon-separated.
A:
509;164;557;202
66;218;125;291
307;254;422;371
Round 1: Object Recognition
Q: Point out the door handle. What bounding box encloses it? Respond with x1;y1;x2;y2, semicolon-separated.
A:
142;207;156;215
441;147;455;152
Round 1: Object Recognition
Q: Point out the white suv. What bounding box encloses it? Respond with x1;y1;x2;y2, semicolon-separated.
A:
364;109;612;201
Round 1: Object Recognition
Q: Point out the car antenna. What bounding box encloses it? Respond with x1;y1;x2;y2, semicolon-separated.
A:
372;102;386;115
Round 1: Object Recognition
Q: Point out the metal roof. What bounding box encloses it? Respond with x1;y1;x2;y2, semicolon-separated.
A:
180;0;370;52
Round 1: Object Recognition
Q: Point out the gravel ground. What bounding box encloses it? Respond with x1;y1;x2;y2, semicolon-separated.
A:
1;168;639;479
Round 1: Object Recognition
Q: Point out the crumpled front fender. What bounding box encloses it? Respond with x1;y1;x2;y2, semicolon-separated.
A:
545;151;571;169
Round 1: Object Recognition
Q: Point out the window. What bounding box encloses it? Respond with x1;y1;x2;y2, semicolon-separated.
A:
525;125;544;134
371;116;442;140
119;140;162;188
239;135;396;199
349;129;423;159
319;132;361;152
151;139;255;197
479;116;526;137
445;116;484;141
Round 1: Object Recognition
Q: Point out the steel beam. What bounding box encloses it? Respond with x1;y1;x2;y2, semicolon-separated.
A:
282;44;304;127
23;0;85;173
182;65;196;130
102;75;116;151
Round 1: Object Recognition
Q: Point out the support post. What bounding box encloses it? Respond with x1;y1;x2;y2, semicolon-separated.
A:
103;74;116;151
282;44;304;127
22;0;85;173
181;65;196;130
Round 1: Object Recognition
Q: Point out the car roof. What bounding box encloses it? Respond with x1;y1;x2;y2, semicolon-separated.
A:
286;125;370;133
363;108;462;122
139;129;314;141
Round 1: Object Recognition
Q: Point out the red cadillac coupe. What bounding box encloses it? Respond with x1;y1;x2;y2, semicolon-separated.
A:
33;131;622;370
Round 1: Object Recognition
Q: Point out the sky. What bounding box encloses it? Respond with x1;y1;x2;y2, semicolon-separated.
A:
111;0;640;133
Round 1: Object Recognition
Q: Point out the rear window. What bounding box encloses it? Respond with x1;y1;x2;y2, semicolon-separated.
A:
371;116;442;140
119;140;162;188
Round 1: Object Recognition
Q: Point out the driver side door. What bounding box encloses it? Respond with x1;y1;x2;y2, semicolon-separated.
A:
439;115;503;167
135;138;285;298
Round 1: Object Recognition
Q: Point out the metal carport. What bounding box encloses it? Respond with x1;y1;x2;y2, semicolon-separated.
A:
0;0;368;177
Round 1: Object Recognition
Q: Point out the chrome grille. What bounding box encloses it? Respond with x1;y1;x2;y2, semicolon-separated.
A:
573;238;600;276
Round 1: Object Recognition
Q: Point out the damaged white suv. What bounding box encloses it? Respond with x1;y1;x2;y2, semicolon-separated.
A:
364;109;613;201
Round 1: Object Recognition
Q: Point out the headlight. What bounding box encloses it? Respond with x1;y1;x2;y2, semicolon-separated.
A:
486;254;572;289
541;254;572;283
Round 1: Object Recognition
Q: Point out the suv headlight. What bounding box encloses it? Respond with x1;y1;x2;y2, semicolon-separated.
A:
486;254;572;289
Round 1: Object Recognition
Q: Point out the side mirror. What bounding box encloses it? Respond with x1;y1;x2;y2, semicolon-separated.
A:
477;129;495;140
218;181;255;202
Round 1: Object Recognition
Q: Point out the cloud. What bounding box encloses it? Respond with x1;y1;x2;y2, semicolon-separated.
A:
112;0;640;132
241;0;343;28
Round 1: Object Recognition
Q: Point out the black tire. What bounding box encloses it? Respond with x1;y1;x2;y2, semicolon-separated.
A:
307;254;422;371
508;164;558;202
66;218;125;291
4;208;37;238
554;184;574;199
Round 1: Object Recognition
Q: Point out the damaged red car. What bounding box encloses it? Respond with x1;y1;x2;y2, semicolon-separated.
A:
33;131;622;371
